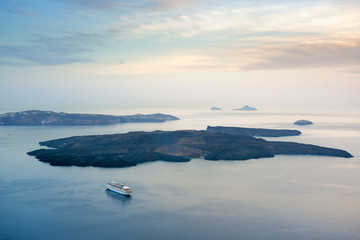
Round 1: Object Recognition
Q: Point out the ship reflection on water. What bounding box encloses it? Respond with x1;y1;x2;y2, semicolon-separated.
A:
105;189;132;205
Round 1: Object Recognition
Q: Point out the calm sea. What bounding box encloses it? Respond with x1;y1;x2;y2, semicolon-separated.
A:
1;108;359;240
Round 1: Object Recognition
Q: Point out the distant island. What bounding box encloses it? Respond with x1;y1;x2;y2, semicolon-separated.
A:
210;107;222;110
28;126;352;168
233;105;257;111
294;120;314;125
0;110;179;125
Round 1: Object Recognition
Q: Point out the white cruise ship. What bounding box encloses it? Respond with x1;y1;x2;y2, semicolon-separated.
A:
105;181;132;196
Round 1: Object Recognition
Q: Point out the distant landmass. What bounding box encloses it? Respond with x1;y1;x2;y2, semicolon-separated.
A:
210;107;222;110
28;126;352;168
0;110;179;125
233;105;257;111
294;120;313;125
207;126;301;137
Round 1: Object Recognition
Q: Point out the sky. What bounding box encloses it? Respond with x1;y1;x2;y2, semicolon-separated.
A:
1;0;359;112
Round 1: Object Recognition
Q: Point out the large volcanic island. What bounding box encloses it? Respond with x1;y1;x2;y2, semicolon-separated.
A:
27;126;353;168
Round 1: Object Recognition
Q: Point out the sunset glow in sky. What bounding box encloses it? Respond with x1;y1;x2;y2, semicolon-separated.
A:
1;0;359;111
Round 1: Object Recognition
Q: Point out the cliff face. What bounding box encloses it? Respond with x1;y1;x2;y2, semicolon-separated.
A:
0;110;179;125
27;130;353;168
206;126;301;137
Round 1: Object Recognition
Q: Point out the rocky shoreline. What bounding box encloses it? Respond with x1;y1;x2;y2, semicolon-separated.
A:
207;126;301;137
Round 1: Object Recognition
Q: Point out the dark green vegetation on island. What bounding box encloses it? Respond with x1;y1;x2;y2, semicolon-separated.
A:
0;110;179;125
28;127;353;168
207;126;301;137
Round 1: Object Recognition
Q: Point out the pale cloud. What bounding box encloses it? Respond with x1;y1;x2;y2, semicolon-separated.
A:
53;0;200;11
2;0;360;111
150;0;199;11
2;0;360;71
93;37;360;74
0;0;35;16
0;31;106;66
0;44;89;66
43;36;359;75
112;3;360;40
89;55;230;74
241;38;360;70
107;2;360;72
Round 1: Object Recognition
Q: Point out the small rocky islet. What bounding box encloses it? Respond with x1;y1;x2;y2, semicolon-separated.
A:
294;120;314;125
27;126;353;168
233;105;257;111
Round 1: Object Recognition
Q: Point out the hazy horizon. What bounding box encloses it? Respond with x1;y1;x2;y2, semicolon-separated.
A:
1;0;359;112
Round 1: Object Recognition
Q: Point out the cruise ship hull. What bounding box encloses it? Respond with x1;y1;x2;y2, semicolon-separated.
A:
105;183;132;196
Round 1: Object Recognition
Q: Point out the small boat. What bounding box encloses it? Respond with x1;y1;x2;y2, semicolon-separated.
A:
105;181;132;196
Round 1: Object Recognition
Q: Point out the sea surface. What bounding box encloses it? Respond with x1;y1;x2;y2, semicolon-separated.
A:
1;108;360;240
